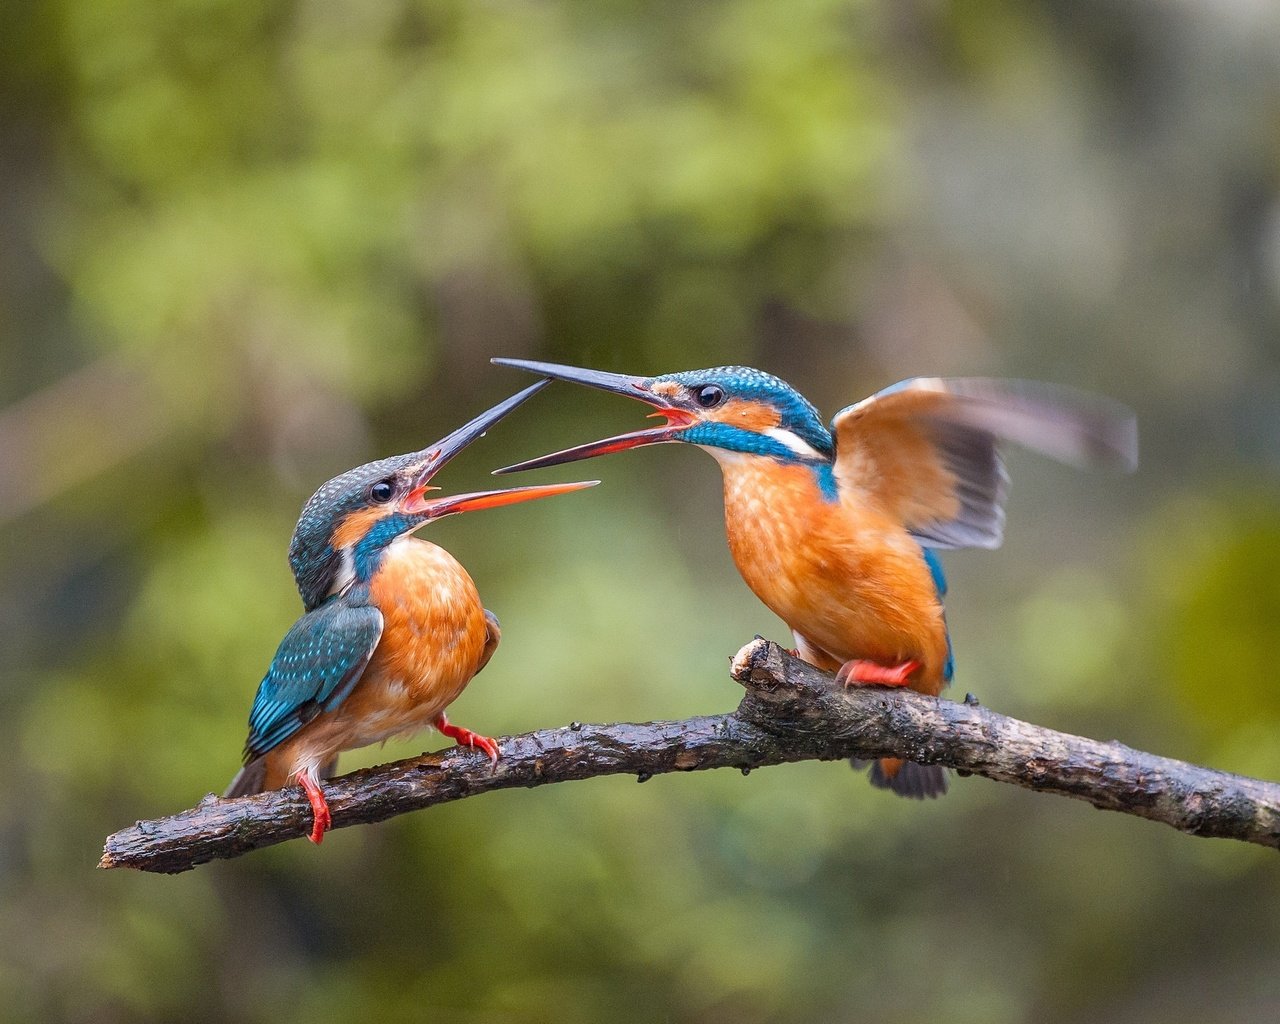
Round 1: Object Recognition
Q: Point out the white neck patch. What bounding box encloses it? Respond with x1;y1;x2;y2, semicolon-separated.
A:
763;426;826;460
328;546;357;598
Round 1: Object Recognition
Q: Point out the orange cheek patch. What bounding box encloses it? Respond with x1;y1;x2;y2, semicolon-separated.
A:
332;506;388;550
711;398;781;433
649;381;684;402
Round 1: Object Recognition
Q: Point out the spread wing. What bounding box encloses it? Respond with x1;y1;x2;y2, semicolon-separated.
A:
830;377;1137;549
242;599;383;760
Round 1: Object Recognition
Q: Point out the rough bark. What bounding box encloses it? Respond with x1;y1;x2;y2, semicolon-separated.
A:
101;639;1280;873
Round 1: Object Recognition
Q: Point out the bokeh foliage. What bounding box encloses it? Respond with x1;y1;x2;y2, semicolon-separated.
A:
3;1;1280;1022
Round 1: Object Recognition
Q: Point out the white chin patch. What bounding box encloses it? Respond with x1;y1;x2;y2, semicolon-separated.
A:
698;445;748;465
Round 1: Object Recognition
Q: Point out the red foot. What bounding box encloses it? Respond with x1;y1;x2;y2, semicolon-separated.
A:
297;770;331;845
434;712;500;766
837;659;920;688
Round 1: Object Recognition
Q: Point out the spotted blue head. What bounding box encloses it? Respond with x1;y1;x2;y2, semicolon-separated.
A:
288;380;597;610
488;359;835;475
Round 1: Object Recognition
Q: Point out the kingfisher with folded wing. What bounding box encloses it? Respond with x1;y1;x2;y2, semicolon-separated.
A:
225;381;597;843
491;359;1137;799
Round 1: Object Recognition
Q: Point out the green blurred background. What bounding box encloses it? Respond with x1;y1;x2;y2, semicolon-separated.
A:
3;1;1280;1021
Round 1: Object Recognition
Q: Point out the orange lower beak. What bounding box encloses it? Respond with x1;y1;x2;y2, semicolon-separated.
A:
490;414;694;475
402;480;599;518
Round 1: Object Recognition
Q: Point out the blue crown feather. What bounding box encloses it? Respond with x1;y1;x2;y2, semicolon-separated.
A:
654;366;834;458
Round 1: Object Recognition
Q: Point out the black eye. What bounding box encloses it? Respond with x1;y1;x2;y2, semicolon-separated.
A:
694;384;725;408
368;480;395;504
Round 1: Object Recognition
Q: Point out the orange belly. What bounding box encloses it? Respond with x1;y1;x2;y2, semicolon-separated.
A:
718;456;950;694
264;538;489;788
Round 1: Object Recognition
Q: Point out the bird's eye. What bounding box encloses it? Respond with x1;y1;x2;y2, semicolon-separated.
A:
694;384;726;408
368;480;395;504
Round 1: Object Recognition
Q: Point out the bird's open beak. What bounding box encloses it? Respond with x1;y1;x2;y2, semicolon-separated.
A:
399;379;599;515
488;358;695;474
402;480;599;518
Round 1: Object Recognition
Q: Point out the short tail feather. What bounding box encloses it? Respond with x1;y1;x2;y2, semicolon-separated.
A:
224;758;268;799
850;757;948;799
224;756;338;799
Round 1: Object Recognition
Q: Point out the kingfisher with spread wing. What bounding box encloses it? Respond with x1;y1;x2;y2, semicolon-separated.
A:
225;381;597;843
491;359;1136;798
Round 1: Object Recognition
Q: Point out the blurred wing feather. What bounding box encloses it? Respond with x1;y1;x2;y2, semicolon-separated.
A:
243;600;383;759
830;378;1137;550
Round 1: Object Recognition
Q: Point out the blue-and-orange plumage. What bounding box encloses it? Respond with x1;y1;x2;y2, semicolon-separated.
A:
224;382;596;842
491;359;1137;798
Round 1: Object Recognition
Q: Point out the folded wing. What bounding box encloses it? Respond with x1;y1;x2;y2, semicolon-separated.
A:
243;599;384;759
830;378;1137;550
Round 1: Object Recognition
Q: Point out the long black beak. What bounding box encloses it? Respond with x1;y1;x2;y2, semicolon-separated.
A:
400;379;599;516
489;358;694;474
419;379;550;481
491;358;656;399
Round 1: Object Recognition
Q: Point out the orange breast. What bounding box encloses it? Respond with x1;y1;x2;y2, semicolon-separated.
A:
370;539;485;674
265;538;489;786
717;456;950;694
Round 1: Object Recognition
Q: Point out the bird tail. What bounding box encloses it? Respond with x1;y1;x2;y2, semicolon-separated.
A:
851;757;948;799
224;755;337;799
224;758;268;798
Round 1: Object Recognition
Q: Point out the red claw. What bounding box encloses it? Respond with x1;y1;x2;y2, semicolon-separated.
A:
434;713;501;766
837;659;920;688
297;770;332;845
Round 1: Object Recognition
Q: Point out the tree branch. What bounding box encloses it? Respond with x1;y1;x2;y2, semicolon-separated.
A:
102;639;1280;872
